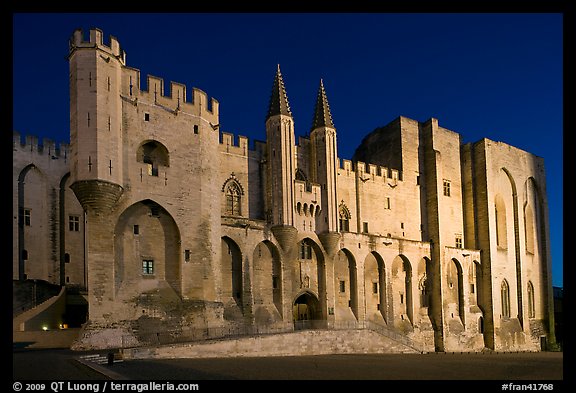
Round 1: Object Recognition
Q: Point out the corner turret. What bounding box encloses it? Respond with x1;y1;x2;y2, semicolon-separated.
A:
68;28;124;213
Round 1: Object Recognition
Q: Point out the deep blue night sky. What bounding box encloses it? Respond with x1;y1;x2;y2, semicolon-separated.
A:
12;13;563;287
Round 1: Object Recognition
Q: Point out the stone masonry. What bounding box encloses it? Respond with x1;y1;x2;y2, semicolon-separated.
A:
12;28;557;352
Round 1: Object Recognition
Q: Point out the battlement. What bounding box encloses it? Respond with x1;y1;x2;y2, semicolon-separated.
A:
220;131;250;154
338;158;403;182
121;68;219;120
13;132;69;159
69;27;219;124
69;28;126;65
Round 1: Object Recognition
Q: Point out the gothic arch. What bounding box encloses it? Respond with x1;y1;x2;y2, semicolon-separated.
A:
447;258;465;324
114;199;181;297
221;236;243;310
17;164;50;281
253;240;283;320
364;251;387;323
500;167;524;326
298;238;327;321
335;248;358;321
391;255;413;326
523;176;550;322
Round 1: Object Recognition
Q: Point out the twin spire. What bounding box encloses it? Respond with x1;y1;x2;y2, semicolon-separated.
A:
266;65;335;131
311;79;335;130
267;64;292;119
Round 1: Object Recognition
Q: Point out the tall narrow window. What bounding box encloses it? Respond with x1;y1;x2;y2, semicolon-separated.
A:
300;241;312;260
527;281;535;318
225;182;242;216
501;279;510;318
455;234;463;248
339;280;346;293
363;222;369;233
443;180;451;197
69;215;80;232
23;208;31;226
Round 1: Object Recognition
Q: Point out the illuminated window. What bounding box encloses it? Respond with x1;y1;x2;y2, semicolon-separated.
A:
142;260;154;275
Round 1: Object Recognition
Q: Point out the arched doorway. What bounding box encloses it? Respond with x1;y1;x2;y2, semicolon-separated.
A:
293;291;321;330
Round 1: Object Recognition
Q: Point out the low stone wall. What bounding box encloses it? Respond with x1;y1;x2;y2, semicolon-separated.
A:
122;329;419;360
13;329;82;349
13;287;67;331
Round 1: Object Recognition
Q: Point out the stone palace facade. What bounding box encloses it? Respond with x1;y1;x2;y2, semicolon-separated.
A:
13;28;557;352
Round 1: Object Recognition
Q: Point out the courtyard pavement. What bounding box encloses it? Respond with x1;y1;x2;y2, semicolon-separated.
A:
14;348;564;382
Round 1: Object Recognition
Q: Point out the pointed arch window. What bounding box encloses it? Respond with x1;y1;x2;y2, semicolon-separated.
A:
501;279;511;318
339;203;351;232
527;281;535;318
225;182;242;216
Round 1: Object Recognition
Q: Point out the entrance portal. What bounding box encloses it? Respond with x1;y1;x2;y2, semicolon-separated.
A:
293;292;323;330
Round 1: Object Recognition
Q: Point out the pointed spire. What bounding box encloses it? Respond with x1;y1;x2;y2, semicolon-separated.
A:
267;64;292;120
311;79;335;131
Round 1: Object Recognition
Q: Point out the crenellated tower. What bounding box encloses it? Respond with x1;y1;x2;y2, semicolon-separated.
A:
68;28;125;212
265;66;298;250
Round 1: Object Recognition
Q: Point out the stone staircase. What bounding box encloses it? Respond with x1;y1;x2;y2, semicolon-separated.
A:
122;327;421;360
